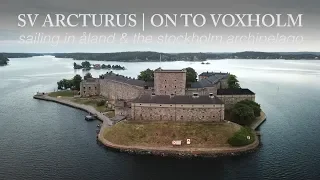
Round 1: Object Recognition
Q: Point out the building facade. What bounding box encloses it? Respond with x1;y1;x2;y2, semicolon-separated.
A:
154;68;186;95
79;69;256;122
131;94;224;122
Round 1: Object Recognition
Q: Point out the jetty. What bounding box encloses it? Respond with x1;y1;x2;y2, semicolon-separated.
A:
33;94;113;126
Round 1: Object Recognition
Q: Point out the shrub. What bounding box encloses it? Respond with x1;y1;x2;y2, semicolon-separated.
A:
231;103;255;126
238;100;261;117
228;127;255;147
96;100;106;106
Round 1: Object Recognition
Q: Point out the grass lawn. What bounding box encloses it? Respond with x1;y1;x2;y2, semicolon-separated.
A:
70;97;110;113
103;121;243;148
48;90;75;97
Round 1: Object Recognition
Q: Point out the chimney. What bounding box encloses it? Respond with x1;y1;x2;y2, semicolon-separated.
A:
192;93;199;98
209;93;214;98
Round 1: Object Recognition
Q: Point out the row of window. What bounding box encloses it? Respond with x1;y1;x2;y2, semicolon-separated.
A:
139;114;216;118
83;86;97;90
138;104;218;107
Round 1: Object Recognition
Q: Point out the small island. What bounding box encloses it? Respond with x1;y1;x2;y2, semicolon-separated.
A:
34;68;266;158
73;61;125;70
0;54;10;66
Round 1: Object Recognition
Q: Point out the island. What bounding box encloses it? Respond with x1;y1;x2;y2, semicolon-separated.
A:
33;67;266;158
0;54;9;66
73;61;125;70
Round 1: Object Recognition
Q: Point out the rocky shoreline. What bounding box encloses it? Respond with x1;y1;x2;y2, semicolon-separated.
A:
34;94;261;158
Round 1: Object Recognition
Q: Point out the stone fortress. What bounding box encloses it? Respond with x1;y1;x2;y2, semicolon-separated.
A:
80;68;255;122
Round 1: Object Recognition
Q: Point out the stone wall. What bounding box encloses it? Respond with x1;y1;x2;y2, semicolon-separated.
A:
216;94;256;109
80;81;100;96
131;103;224;122
186;83;220;96
115;107;131;118
100;79;149;101
154;70;186;95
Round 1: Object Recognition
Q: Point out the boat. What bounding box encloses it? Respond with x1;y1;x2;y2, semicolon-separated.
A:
85;115;94;121
206;62;210;64
201;62;205;64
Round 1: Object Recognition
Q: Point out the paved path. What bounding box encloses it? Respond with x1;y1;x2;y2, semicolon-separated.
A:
33;94;113;126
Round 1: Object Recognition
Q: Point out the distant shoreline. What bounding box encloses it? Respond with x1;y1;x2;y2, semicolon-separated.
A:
2;51;320;61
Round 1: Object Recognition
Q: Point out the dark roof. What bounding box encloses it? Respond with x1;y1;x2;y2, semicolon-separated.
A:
133;94;224;104
144;81;154;87
217;88;255;95
154;68;186;73
199;72;229;77
103;74;146;87
190;73;229;88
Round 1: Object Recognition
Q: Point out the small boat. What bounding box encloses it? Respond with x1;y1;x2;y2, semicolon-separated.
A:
206;62;210;64
85;115;94;121
201;62;205;64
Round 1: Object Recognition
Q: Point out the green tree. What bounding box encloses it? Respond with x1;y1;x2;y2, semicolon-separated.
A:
57;79;73;90
137;68;154;82
0;54;9;66
84;72;92;80
72;74;82;90
185;67;197;83
73;62;82;69
81;61;91;68
228;74;240;89
238;100;261;117
230;103;255;126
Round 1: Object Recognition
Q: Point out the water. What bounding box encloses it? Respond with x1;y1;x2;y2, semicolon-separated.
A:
1;56;320;180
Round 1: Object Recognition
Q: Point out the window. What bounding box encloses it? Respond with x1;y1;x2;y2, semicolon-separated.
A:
175;86;176;88
165;86;166;88
160;105;162;106
95;87;97;90
83;91;86;94
89;87;91;90
83;87;86;89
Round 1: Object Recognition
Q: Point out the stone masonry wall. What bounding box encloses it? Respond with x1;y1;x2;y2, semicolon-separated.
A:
154;71;186;95
100;79;149;101
115;107;131;118
216;95;255;109
186;83;220;96
131;103;224;122
80;81;100;96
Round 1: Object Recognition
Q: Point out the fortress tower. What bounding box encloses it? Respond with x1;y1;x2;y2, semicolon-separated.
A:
154;68;187;95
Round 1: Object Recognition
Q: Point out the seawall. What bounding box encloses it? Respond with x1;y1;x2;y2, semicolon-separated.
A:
97;120;260;158
34;94;260;158
251;111;267;130
33;94;113;126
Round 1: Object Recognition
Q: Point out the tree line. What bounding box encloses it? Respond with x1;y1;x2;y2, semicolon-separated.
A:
73;61;125;70
0;54;9;66
137;67;197;84
54;51;320;61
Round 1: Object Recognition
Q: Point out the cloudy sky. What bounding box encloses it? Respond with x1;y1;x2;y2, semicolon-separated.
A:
0;0;319;53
